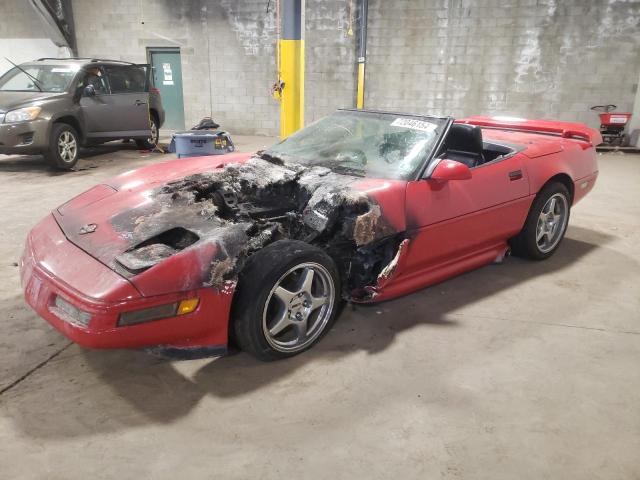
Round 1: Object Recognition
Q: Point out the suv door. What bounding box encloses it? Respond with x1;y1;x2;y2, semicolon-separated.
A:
78;66;115;136
102;64;151;136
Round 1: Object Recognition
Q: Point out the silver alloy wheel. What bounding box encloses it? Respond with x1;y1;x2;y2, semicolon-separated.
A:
58;131;77;163
262;262;335;353
147;119;158;146
536;193;569;253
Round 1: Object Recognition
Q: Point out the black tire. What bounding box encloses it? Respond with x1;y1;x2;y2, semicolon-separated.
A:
231;240;341;361
510;182;571;260
45;123;80;170
136;115;159;150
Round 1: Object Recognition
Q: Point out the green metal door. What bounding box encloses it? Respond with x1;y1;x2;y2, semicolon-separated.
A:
148;48;185;130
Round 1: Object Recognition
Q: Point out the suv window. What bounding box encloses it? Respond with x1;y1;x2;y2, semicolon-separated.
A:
82;67;109;94
0;65;79;92
104;65;147;94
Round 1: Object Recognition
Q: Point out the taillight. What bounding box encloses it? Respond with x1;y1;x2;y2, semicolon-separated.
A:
150;87;161;96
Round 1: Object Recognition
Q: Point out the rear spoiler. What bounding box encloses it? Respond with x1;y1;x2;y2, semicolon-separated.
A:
456;116;603;146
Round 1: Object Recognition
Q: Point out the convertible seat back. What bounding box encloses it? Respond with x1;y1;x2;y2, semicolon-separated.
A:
443;123;485;168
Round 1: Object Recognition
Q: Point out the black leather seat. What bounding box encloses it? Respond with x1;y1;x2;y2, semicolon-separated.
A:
442;123;485;168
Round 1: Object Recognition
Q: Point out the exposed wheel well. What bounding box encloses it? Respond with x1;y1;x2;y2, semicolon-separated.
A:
53;116;83;142
542;173;574;204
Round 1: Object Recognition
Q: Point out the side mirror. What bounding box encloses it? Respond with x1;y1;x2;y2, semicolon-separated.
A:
430;159;472;182
83;84;96;97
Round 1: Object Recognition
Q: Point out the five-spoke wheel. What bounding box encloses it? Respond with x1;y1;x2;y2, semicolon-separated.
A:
263;263;335;353
510;182;571;260
535;193;568;254
232;240;340;361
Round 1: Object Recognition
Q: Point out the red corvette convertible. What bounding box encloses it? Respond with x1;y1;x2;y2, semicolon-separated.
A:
21;110;600;360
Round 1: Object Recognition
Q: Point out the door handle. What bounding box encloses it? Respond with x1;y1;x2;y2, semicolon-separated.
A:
135;100;147;106
508;170;523;181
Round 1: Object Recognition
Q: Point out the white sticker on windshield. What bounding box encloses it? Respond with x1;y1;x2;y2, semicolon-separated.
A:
51;68;73;73
390;118;437;132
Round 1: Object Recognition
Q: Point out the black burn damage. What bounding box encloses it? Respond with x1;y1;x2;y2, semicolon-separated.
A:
111;157;404;300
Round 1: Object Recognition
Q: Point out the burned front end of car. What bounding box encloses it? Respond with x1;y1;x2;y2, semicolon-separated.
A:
112;157;407;301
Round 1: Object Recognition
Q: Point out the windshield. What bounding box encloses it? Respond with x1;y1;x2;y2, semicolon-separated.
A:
0;64;79;92
263;110;448;180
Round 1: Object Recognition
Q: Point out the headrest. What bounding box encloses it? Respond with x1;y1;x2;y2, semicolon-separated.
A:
446;123;483;154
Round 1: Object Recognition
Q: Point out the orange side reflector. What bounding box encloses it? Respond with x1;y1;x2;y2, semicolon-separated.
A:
177;298;199;315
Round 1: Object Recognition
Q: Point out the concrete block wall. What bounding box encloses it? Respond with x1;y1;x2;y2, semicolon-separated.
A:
305;0;357;124
365;0;640;128
10;0;639;134
71;0;356;135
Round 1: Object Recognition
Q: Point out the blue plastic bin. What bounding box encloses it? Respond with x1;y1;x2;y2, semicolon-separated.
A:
170;131;235;158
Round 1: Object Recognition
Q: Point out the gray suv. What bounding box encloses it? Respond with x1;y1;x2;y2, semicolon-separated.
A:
0;58;165;169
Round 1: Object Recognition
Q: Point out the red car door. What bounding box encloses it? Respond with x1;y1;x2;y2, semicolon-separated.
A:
398;154;533;283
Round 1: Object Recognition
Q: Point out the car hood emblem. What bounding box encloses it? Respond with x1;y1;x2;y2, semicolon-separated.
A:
79;223;98;235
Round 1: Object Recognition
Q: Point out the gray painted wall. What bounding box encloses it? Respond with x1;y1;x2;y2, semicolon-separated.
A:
365;0;640;129
8;0;639;133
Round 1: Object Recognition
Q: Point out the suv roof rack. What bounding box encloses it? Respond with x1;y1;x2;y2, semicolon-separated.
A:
36;57;136;65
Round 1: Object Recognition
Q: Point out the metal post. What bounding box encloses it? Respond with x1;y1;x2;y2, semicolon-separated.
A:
356;0;368;109
279;0;305;138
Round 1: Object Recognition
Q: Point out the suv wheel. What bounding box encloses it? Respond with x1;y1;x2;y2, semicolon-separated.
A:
136;116;159;150
45;123;79;170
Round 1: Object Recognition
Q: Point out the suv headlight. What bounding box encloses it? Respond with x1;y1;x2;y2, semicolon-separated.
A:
5;106;41;123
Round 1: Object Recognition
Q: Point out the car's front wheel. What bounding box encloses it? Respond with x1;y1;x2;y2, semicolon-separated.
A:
231;240;341;361
510;182;571;260
45;123;79;170
136;115;159;150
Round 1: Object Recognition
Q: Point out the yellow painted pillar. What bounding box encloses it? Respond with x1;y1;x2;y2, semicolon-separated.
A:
356;0;368;109
356;62;365;109
279;0;305;138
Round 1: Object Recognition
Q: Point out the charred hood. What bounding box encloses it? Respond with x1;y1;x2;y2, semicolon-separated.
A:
53;156;407;298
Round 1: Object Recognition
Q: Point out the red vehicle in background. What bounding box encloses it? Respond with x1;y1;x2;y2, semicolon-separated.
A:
591;104;632;146
21;110;600;361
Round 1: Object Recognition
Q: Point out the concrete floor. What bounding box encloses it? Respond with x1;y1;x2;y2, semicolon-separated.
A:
0;142;638;479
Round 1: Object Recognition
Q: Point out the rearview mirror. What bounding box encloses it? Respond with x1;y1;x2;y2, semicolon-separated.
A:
430;159;472;182
83;84;96;97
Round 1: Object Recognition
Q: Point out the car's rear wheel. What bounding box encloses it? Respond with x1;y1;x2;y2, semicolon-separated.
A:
510;182;571;260
45;123;79;170
136;115;159;150
231;240;340;361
